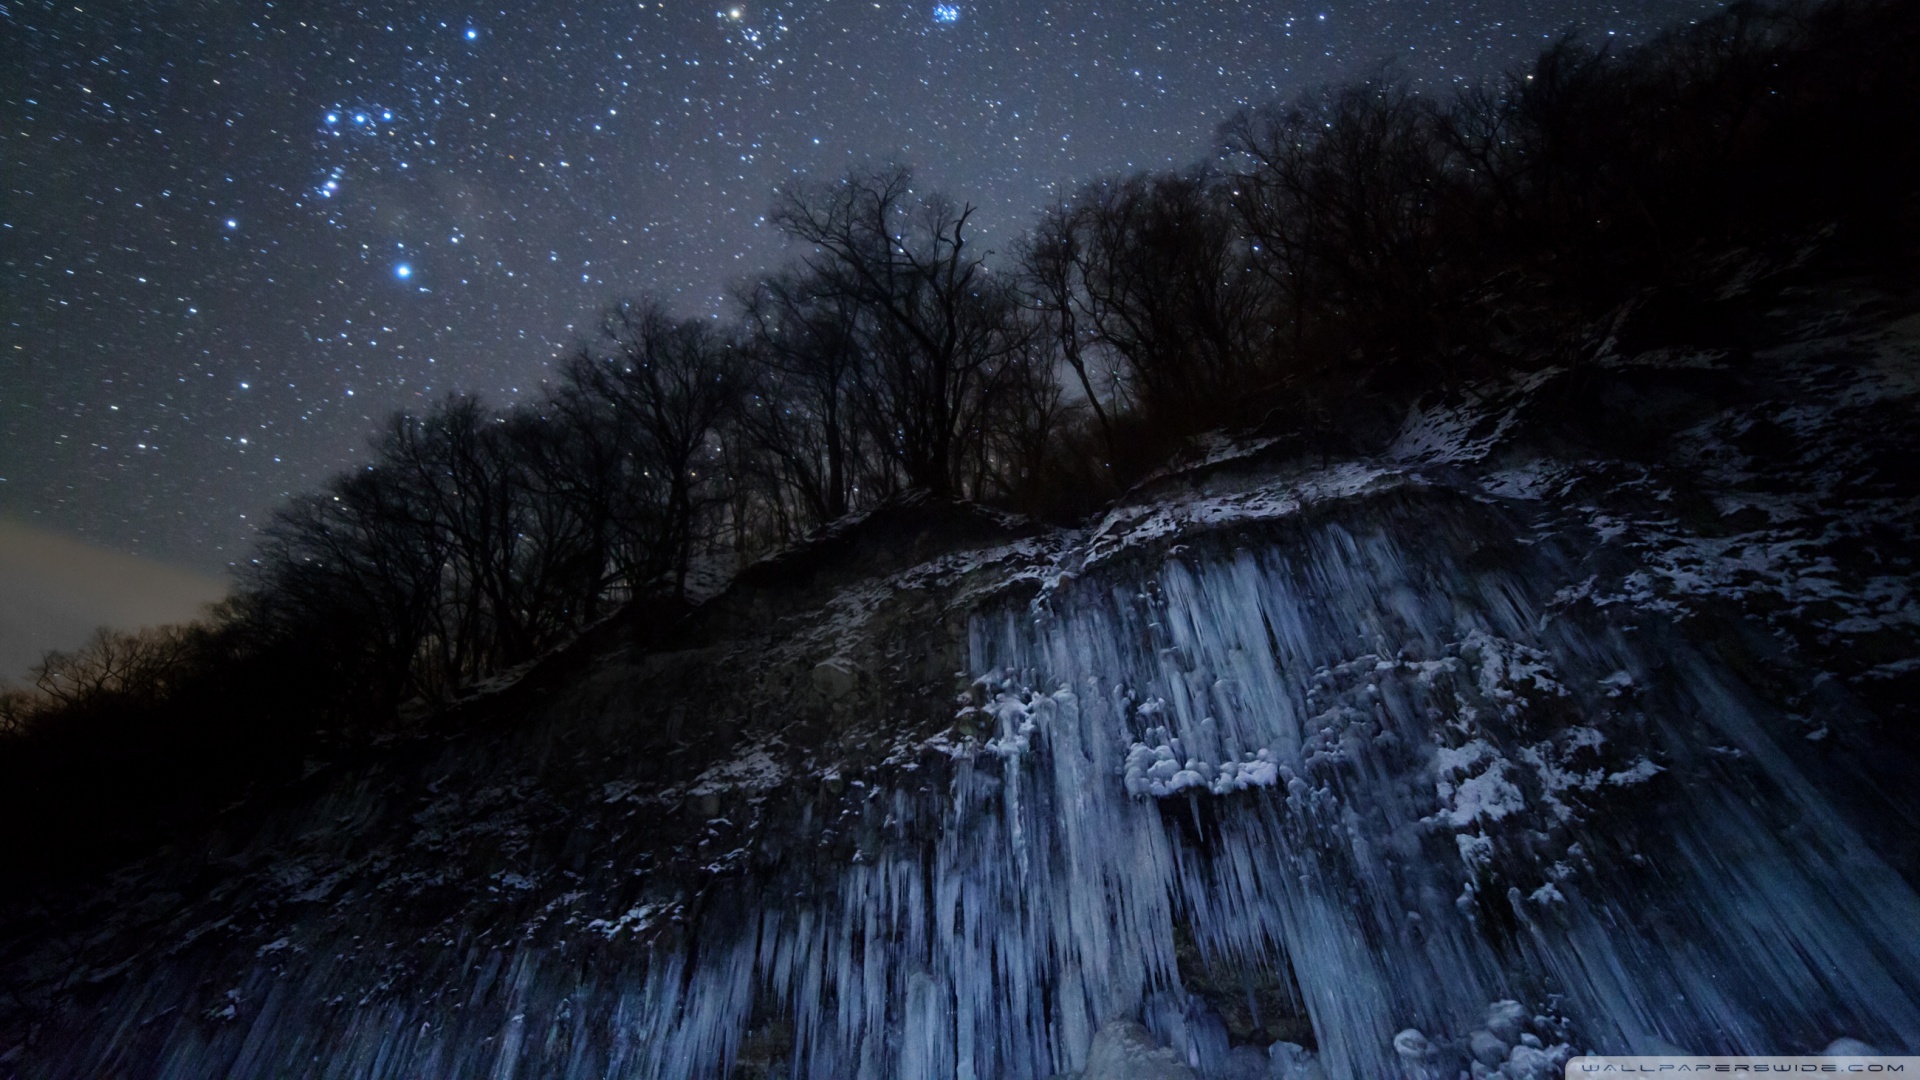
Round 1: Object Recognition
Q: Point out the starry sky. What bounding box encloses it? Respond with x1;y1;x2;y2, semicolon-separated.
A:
1;0;1715;578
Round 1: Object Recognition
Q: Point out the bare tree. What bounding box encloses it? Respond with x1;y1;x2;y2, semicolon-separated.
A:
1027;170;1271;428
1221;79;1450;366
977;320;1074;510
0;685;35;738
772;167;1025;498
736;271;870;525
249;457;450;709
1019;207;1118;461
30;626;194;710
567;301;746;596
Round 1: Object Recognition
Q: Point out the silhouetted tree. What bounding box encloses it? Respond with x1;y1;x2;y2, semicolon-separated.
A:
1019;208;1119;463
30;625;195;712
772;167;1025;498
249;456;450;713
1221;79;1449;369
736;271;871;526
1028;170;1271;428
566;301;746;595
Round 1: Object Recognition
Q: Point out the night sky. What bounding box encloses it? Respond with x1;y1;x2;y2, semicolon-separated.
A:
1;0;1713;577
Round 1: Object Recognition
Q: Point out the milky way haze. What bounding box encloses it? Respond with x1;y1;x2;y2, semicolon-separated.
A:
1;0;1713;574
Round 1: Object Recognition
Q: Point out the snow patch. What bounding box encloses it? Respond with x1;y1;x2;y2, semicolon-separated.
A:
685;748;787;797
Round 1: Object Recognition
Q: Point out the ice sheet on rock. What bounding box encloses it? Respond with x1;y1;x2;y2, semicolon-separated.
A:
949;530;1920;1077
13;293;1920;1080
22;537;1920;1080
1080;461;1395;571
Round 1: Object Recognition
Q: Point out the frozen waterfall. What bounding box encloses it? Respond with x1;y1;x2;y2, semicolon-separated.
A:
24;502;1920;1079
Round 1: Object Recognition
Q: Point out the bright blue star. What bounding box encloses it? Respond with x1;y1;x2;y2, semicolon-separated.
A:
465;27;479;40
224;218;238;230
395;264;413;279
355;113;369;124
933;4;960;23
325;112;339;125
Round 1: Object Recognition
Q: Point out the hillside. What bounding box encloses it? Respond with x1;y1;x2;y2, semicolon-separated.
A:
2;265;1917;1077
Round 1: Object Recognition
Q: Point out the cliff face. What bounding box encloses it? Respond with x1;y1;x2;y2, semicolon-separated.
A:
4;275;1920;1078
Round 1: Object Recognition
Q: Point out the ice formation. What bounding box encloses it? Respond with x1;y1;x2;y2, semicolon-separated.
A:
22;515;1916;1079
5;283;1920;1078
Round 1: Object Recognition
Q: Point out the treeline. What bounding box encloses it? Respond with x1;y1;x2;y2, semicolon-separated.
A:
3;0;1916;877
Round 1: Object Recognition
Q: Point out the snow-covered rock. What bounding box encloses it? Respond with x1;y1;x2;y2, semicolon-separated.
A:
5;279;1920;1079
1083;1021;1198;1080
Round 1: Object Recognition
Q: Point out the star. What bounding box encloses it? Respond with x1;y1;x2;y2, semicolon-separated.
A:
0;0;1704;572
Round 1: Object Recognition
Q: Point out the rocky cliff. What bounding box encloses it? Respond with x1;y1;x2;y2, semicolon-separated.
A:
4;274;1919;1078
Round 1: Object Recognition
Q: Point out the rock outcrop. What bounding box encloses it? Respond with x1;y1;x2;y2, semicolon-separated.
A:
3;278;1918;1077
